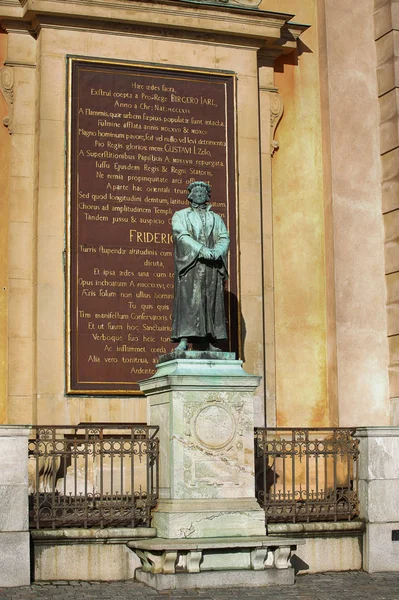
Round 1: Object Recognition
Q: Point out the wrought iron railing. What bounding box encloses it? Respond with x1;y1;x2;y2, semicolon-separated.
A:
28;424;159;529
254;428;359;524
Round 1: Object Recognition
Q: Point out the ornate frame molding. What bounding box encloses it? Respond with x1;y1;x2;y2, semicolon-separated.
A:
0;66;14;134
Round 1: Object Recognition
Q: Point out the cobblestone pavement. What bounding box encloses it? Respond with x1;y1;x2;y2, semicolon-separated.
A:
1;572;399;600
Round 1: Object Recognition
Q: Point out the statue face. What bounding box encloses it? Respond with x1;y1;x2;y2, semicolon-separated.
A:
188;185;208;205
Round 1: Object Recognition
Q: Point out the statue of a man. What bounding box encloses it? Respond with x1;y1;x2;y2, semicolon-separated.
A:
171;181;230;352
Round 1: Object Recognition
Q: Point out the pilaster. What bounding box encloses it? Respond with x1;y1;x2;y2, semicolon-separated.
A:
356;426;399;572
374;0;399;424
0;425;31;587
258;53;280;426
2;24;38;424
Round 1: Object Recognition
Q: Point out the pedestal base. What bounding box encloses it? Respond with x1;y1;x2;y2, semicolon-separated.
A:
135;567;294;590
152;498;266;539
129;535;302;590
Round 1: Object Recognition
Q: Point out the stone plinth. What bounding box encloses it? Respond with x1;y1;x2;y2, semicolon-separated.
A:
128;535;303;590
32;528;156;581
0;426;31;587
139;355;265;539
356;427;399;572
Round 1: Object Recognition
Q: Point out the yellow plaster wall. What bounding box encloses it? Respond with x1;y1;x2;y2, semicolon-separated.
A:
33;26;265;425
260;0;333;426
0;33;10;423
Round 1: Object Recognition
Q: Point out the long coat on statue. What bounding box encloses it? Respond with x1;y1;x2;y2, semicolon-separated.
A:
171;204;230;341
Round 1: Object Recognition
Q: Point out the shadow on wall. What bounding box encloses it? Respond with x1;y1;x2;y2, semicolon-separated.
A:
219;291;246;361
274;39;313;73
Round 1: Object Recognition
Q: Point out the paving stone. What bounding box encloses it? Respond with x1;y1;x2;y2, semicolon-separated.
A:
2;572;399;600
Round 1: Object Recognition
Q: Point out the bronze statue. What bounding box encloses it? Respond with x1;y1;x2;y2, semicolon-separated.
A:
171;181;230;351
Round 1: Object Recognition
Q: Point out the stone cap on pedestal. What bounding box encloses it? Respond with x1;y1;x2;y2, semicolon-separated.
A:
139;354;261;393
159;350;236;363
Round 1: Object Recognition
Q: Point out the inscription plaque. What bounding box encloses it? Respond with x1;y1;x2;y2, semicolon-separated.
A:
67;59;238;394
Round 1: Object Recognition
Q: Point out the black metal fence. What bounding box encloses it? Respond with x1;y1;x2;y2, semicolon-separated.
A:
28;424;159;529
254;428;359;524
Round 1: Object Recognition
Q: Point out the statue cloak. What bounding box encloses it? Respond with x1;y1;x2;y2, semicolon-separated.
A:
171;205;230;340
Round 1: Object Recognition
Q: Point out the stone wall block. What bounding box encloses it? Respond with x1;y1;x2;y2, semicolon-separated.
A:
10;132;34;179
388;362;399;397
37;119;65;189
87;31;152;63
375;30;399;96
374;0;399;40
386;271;399;335
384;209;399;273
381;146;399;212
367;479;399;522
391;397;399;424
8;337;33;397
7;31;36;66
8;278;33;339
393;1;399;28
9;175;34;223
358;478;369;520
8;220;33;282
215;46;256;77
236;75;260;141
379;88;399;154
365;434;399;479
12;68;36;135
39;27;87;56
37;339;65;395
0;434;28;485
0;484;28;531
34;542;140;581
364;522;399;572
0;532;30;587
39;55;65;122
7;396;34;425
240;241;262;296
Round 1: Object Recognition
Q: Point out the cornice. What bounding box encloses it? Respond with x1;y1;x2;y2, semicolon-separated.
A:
1;0;309;58
0;0;23;20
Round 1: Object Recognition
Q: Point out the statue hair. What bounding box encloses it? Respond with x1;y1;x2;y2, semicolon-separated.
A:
187;181;211;197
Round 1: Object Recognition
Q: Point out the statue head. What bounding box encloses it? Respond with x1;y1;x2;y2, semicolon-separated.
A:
187;181;211;205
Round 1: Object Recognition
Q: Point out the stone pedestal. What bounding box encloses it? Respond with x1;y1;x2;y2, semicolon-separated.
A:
0;426;31;587
356;427;399;572
139;354;265;539
136;355;303;589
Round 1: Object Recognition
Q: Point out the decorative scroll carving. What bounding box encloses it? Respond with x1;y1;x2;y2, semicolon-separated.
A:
132;542;296;574
270;92;283;156
274;546;291;569
0;66;14;134
135;549;178;574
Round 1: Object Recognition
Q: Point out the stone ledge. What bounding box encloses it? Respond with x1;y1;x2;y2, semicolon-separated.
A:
31;527;157;545
159;351;236;363
128;534;304;551
139;357;261;393
267;520;365;538
356;426;399;438
0;425;32;437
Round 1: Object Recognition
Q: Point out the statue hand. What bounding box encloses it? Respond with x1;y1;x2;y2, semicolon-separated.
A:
200;247;214;260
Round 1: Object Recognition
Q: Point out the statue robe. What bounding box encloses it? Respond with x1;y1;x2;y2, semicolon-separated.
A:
171;204;230;341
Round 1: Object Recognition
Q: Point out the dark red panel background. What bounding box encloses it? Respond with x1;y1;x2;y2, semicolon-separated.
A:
68;59;238;394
